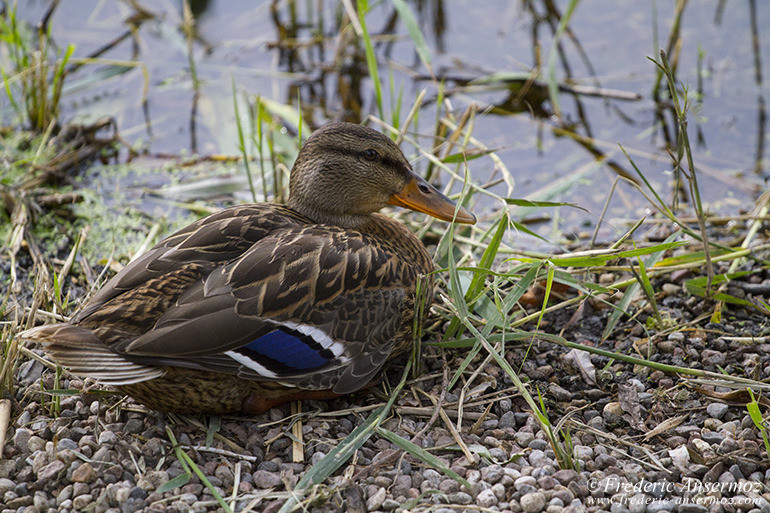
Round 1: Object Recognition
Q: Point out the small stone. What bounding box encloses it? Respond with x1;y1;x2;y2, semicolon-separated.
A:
37;460;65;482
382;498;400;511
7;495;33;508
514;412;531;425
499;411;516;428
754;498;770;513
73;494;94;510
706;403;729;419
549;383;573;401
258;461;280;472
701;349;725;367
718;437;739;454
646;499;675;512
33;490;49;510
366;487;386;511
515;475;537;490
477;488;498;507
574;445;594;461
56;438;78;452
72;482;89;498
423;469;441;484
0;478;14;495
124;419;143;434
178;493;197;505
98;431;118;445
253;470;282;489
549;498;565;508
439;479;459;493
520;491;546;513
446;491;472;504
13;428;33;451
628;494;646;513
595;453;617;469
678;504;708;513
603;402;624;425
701;431;724;444
515;431;535;448
481;464;504;484
27;435;46;453
528;449;548;466
529;439;549;451
114;486;131;503
552;469;578;485
71;462;96;483
537;476;557;490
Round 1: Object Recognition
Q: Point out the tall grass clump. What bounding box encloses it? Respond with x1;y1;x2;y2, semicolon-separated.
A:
0;1;73;131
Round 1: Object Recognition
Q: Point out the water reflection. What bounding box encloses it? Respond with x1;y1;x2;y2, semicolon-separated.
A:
8;0;769;240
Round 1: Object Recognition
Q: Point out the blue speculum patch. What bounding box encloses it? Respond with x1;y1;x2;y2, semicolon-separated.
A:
239;329;333;371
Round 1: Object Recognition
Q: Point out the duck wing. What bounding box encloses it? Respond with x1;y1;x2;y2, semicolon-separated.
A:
75;208;420;394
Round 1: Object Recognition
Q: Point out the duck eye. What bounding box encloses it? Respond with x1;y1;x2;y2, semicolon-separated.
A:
364;149;379;161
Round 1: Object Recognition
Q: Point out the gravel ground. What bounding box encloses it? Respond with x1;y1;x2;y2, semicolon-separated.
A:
4;248;770;513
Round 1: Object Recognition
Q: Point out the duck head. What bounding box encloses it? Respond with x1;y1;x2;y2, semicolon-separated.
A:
287;122;476;228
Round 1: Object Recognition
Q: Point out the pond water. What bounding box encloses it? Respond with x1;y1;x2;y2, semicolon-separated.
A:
11;0;770;248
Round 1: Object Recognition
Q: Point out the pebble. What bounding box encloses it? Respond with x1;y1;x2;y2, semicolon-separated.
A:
574;445;594;461
253;470;282;489
72;493;94;509
679;505;708;513
481;464;504;484
98;431;118;445
37;459;65;481
552;469;578;485
499;411;517;428
382;498;400;510
446;491;472;505
366;487;386;510
516;475;538;490
71;462;96;483
516;431;536;447
646;499;675;512
701;430;725;444
477;488;499;507
13;428;33;450
521;491;547;513
706;403;730;419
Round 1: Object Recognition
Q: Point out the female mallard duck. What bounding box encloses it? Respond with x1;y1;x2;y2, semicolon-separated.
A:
20;122;475;414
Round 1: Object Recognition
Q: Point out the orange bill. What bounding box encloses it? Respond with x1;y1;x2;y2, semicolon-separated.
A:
388;173;476;224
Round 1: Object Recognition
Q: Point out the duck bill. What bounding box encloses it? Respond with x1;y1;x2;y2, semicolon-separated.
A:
388;174;476;224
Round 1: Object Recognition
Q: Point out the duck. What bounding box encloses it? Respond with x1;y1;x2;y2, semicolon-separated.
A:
19;122;475;414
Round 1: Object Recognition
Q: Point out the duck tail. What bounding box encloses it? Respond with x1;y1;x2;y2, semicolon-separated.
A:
17;324;165;385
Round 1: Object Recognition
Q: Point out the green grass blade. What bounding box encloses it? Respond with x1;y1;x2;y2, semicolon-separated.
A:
514;241;686;268
232;79;257;203
390;0;432;70
357;0;384;120
156;473;191;494
545;0;580;117
446;212;508;338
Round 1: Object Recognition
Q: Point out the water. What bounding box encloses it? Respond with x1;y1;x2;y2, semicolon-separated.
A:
10;0;770;246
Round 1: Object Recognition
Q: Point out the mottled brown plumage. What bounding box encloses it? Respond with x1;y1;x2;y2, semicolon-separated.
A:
19;122;475;414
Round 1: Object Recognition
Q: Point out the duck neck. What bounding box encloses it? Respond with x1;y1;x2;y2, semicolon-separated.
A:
287;197;373;230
